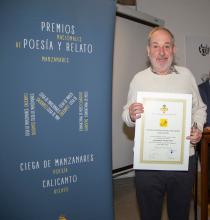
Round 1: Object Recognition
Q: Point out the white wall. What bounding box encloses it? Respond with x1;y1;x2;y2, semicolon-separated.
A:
138;0;210;69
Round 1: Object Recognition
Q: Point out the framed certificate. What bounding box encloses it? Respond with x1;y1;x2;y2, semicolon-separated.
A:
133;92;192;171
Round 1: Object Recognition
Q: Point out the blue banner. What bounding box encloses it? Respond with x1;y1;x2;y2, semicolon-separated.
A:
0;0;116;219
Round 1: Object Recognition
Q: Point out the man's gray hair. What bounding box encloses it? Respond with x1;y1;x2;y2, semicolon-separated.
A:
147;26;175;46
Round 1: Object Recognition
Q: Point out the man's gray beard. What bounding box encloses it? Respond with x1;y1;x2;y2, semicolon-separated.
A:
146;58;176;68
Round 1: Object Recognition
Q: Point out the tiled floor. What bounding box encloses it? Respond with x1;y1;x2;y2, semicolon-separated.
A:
113;177;197;220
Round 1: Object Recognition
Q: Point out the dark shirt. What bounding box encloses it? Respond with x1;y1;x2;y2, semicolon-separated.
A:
199;80;210;127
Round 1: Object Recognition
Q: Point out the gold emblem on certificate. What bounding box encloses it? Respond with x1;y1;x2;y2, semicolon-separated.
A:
133;92;192;171
160;118;168;127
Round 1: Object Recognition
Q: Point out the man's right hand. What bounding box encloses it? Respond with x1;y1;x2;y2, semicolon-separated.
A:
129;103;144;122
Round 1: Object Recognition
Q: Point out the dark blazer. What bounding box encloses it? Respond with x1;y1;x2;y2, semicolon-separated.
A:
199;80;210;127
